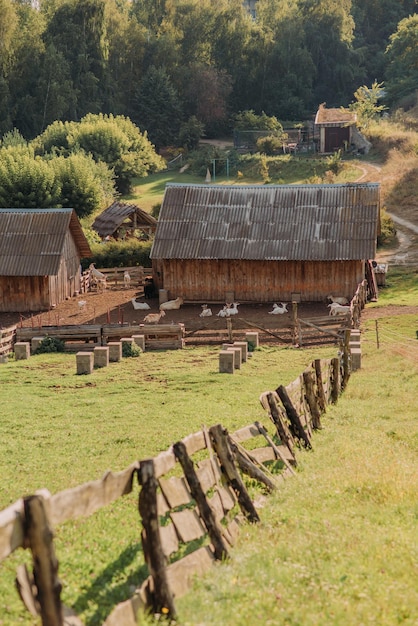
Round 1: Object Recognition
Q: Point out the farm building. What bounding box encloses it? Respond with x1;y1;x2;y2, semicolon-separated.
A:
0;208;91;313
92;201;157;241
314;104;358;154
150;182;380;304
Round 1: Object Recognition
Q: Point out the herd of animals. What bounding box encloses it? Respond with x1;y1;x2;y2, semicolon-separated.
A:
86;265;351;325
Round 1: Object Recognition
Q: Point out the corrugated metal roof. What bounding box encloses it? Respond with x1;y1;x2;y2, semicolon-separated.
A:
0;208;91;276
92;201;157;237
151;183;380;261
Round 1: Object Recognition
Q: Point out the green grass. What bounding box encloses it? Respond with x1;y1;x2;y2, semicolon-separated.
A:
1;269;417;625
369;266;418;308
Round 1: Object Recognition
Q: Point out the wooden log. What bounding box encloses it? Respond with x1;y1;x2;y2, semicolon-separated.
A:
341;329;351;390
276;385;312;449
23;495;63;626
209;425;259;523
302;371;322;430
254;421;296;475
314;359;327;413
138;460;176;618
227;438;278;491
173;441;229;561
330;357;340;404
263;392;296;458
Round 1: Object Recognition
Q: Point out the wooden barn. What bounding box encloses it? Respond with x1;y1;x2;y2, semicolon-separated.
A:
150;183;380;304
0;208;91;313
92;201;157;241
314;104;357;154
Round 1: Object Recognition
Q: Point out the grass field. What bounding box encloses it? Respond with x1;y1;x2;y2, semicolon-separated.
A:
1;266;417;625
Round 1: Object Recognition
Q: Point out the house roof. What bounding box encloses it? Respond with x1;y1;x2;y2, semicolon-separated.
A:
92;201;157;237
151;183;380;262
315;104;357;126
0;208;91;276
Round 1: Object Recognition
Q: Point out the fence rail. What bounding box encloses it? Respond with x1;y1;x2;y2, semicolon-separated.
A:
0;343;355;625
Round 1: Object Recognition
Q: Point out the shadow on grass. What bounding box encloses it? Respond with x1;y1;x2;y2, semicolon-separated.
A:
71;543;148;626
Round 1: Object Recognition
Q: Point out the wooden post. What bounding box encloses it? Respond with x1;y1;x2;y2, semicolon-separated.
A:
23;495;63;626
330;357;340;404
314;359;327;413
276;385;312;449
291;301;298;346
138;460;176;618
302;370;322;430
173;441;229;561
375;319;380;349
341;329;351;391
227;437;279;490
226;317;233;342
209;424;260;523
265;392;295;457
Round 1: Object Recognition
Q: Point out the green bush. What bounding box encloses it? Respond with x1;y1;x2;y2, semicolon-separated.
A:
83;240;153;269
34;336;65;354
122;341;142;358
378;207;397;246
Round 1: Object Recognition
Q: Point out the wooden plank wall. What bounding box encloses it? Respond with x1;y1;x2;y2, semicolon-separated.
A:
159;259;365;303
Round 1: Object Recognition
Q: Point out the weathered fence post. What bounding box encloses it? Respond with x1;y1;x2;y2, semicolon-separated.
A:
138;460;176;618
209;424;260;523
302;370;322;430
173;441;229;561
276;385;312;449
330;357;340;403
341;329;351;391
23;495;63;626
314;359;327;413
264;392;295;458
291;302;298;346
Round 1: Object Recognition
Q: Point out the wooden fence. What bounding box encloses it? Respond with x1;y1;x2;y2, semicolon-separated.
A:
0;348;351;626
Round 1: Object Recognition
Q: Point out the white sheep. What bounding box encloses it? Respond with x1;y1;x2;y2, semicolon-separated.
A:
131;298;150;310
199;304;212;317
328;303;351;316
124;271;131;288
327;295;349;305
268;302;288;314
160;297;184;311
143;310;166;324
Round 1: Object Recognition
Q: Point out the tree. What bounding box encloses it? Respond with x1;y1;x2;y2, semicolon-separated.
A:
0;146;61;208
178;116;205;151
385;15;418;107
134;66;183;150
348;81;387;129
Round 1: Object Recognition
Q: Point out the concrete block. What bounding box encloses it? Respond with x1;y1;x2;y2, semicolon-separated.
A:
227;346;242;369
76;351;94;375
108;342;122;362
31;336;46;353
94;346;109;368
132;334;145;351
233;341;248;363
14;342;30;360
219;350;235;374
350;347;362;372
245;331;259;348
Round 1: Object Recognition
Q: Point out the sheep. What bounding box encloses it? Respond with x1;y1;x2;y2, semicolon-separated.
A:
328;303;351;317
327;295;349;306
199;304;212;317
143;310;166;324
124;271;131;288
160;297;184;311
268;302;288;314
131;298;151;310
89;263;107;291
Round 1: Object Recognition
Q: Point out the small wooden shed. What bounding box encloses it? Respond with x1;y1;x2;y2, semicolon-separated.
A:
92;201;157;241
0;208;91;313
151;183;380;303
314;104;357;153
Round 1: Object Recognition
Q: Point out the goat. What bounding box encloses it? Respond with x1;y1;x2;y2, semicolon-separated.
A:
89;263;107;291
131;298;150;310
143;310;166;324
217;306;229;317
199;304;212;317
328;303;351;317
160;297;184;311
217;303;239;317
268;302;288;314
124;271;131;288
78;300;87;313
327;295;349;306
